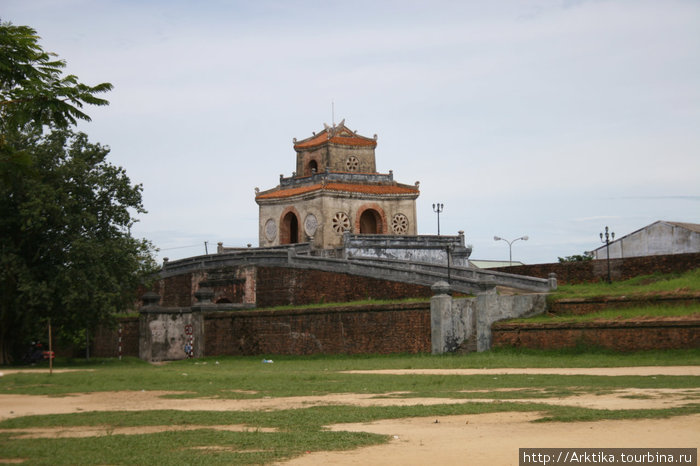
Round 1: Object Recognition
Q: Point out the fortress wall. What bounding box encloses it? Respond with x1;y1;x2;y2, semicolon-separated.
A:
203;301;430;356
492;320;700;351
492;252;700;285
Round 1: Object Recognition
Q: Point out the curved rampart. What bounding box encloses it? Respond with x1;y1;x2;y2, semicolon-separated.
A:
161;243;553;295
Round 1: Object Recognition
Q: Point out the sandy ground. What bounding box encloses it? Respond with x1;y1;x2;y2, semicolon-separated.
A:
1;366;698;465
283;413;700;466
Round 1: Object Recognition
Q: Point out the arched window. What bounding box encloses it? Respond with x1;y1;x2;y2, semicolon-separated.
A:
308;160;318;174
359;209;383;234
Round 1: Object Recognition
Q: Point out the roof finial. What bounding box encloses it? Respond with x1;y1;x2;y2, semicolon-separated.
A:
332;100;335;127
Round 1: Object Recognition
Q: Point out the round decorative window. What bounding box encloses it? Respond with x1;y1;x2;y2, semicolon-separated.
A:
332;212;351;233
392;213;409;234
264;219;277;241
304;214;318;237
346;156;359;171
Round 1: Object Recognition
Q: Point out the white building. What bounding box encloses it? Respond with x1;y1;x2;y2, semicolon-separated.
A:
592;221;700;259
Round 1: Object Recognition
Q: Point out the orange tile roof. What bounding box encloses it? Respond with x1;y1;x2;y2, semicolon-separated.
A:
294;134;377;149
256;182;418;200
293;122;377;150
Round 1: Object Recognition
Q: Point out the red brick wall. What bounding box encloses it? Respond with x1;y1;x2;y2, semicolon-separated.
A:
492;320;700;351
550;296;700;315
203;301;431;356
93;317;139;358
493;252;700;285
255;266;432;308
155;273;196;307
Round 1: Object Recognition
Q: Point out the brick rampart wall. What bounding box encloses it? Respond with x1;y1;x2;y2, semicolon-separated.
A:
203;301;431;356
550;296;700;315
255;266;432;308
92;317;139;358
492;320;699;351
493;252;700;285
155;272;196;307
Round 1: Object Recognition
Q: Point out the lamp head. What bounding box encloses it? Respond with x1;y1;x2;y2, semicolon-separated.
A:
493;236;501;241
522;235;529;241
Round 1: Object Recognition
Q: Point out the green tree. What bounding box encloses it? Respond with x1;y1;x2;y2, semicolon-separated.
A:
0;21;156;363
0;21;112;131
557;252;594;263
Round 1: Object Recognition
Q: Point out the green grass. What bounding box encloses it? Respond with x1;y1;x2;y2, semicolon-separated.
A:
550;269;700;300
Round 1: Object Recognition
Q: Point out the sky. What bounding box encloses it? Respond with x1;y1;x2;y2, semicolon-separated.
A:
4;0;699;265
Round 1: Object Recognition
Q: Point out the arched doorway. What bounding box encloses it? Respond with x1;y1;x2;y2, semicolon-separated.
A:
281;211;300;244
359;209;383;234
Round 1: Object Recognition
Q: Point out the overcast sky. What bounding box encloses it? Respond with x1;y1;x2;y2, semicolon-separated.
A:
4;0;699;264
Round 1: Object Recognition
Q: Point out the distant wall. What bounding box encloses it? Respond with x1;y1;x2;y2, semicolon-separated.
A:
550;296;700;315
492;320;700;351
492;252;700;285
593;222;700;259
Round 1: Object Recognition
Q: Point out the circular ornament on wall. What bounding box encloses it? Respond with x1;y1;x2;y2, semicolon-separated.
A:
264;219;277;241
392;213;409;234
304;213;318;237
332;212;351;233
346;156;359;171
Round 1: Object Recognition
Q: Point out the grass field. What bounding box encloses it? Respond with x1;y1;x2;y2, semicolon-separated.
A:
1;348;699;465
550;269;700;300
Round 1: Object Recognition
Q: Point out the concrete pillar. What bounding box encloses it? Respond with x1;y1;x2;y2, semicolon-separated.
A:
475;292;499;352
430;281;452;354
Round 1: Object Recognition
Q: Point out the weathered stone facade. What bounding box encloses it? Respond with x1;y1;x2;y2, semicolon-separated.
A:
591;221;700;259
255;120;419;249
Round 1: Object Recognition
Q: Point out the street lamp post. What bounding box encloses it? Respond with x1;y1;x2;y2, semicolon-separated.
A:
493;235;529;266
432;203;444;235
599;226;615;283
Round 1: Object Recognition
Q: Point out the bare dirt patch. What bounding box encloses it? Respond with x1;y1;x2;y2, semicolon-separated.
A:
280;413;700;466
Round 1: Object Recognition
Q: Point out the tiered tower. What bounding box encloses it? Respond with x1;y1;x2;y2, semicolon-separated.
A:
255;120;420;249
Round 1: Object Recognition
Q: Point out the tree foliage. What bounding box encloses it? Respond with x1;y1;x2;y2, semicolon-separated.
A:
0;21;156;363
558;252;594;263
0;21;112;131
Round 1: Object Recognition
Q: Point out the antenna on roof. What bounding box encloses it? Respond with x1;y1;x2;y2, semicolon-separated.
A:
331;101;335;127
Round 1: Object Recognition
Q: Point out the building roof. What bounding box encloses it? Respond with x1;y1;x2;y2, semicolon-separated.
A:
667;221;700;233
591;220;700;252
293;119;377;150
256;181;419;201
